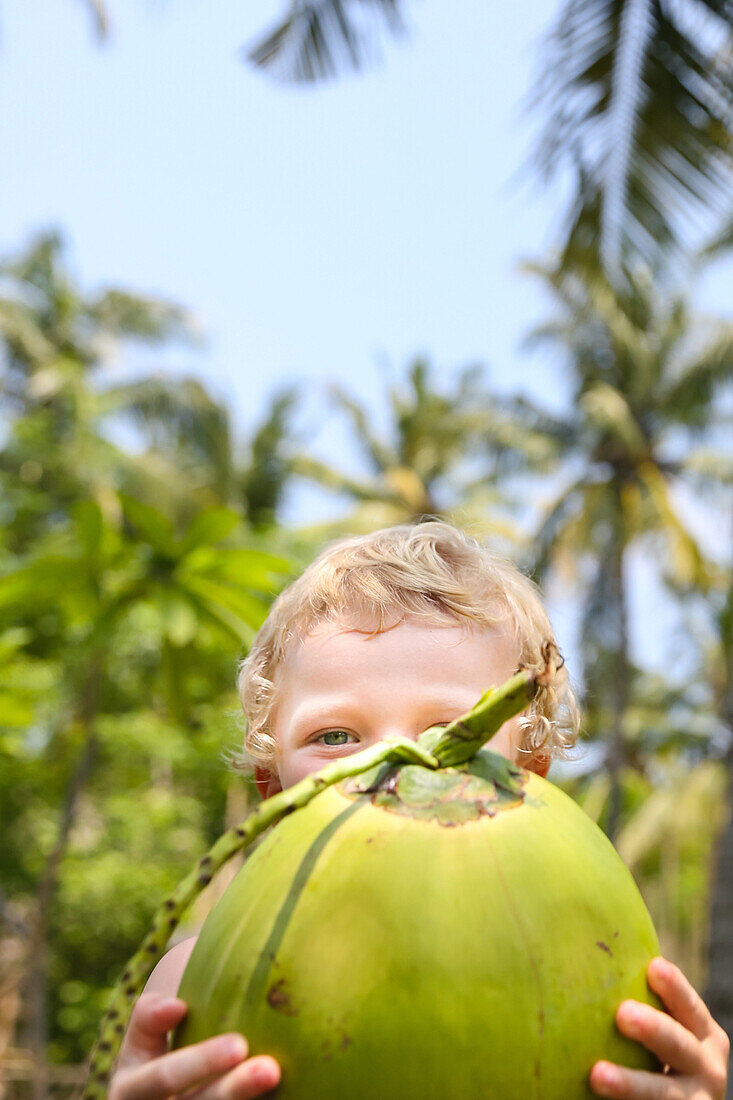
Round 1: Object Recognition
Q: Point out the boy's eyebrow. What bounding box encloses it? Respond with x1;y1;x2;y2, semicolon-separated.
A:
288;699;362;729
288;692;482;732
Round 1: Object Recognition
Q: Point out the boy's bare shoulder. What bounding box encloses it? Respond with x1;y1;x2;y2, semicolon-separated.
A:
144;936;198;997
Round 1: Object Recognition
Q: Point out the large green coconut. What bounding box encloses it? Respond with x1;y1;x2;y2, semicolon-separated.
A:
173;750;661;1099
84;662;660;1100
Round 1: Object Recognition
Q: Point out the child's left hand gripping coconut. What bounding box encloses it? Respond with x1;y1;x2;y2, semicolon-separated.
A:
85;653;728;1100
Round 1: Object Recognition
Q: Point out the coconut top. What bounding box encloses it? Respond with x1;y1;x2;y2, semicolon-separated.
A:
341;748;528;826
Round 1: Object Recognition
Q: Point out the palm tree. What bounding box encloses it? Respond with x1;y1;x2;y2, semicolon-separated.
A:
291;357;556;541
0;232;202;544
515;259;732;838
530;0;733;281
0;233;301;544
121;379;300;529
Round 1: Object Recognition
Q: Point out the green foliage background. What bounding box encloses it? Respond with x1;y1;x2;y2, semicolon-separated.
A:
1;0;732;1090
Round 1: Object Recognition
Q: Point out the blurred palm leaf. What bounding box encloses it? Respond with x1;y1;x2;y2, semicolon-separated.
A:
0;234;218;541
107;375;235;501
238;388;300;529
246;0;409;83
616;762;726;873
0;233;195;386
293;357;555;540
699;216;733;260
1;236;303;538
532;0;733;277
79;0;109;39
523;263;731;595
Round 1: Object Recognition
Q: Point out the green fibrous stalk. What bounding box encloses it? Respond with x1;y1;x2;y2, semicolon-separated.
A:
422;640;559;768
84;657;551;1099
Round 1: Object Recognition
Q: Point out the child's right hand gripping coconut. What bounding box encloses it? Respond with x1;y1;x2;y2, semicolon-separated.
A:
110;982;280;1100
105;523;729;1100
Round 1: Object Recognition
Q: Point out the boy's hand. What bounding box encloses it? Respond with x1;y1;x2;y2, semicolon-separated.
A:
110;994;281;1100
590;957;730;1099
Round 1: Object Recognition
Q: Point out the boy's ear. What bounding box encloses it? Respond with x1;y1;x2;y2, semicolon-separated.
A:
526;752;551;779
254;766;282;801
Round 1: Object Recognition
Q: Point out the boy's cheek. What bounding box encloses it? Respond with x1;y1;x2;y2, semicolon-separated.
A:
279;743;375;791
268;749;322;793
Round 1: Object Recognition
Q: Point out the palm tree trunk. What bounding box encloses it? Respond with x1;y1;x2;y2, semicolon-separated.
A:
704;560;733;1093
24;666;100;1100
606;487;630;842
0;889;30;1100
704;762;733;1096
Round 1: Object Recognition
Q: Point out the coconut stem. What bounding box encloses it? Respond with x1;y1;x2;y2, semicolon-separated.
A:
420;642;561;767
421;668;537;767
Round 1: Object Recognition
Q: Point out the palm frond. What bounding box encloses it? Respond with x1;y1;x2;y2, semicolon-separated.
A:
580;381;648;457
291;454;398;504
328;383;396;473
502;393;578;447
602;0;657;273
698;216;733;259
245;0;408;84
239;388;300;528
87;290;196;345
532;0;733;275
81;0;110;40
636;460;714;589
615;762;726;870
678;448;733;488
102;375;234;497
460;406;565;477
522;258;659;400
529;475;599;582
659;324;733;425
0;297;56;370
0;232;63;289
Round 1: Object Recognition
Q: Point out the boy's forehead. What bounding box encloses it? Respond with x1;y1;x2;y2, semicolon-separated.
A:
290;613;474;652
277;613;520;681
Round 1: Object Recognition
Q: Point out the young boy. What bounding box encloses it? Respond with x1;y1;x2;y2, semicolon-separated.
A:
110;523;730;1100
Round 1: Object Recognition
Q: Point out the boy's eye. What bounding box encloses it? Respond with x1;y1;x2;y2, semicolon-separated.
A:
317;730;356;747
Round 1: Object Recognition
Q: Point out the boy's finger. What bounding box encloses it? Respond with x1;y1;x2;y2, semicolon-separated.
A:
616;1000;701;1077
120;995;189;1062
193;1056;281;1100
647;957;713;1041
112;1034;249;1100
589;1060;679;1099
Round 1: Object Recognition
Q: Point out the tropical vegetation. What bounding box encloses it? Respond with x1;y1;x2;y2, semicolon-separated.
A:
1;0;731;1094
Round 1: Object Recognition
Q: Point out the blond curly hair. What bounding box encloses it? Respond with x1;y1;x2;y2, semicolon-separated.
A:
234;522;580;774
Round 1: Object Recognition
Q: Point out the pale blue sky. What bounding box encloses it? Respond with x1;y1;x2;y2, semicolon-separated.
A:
1;0;731;724
1;0;579;422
